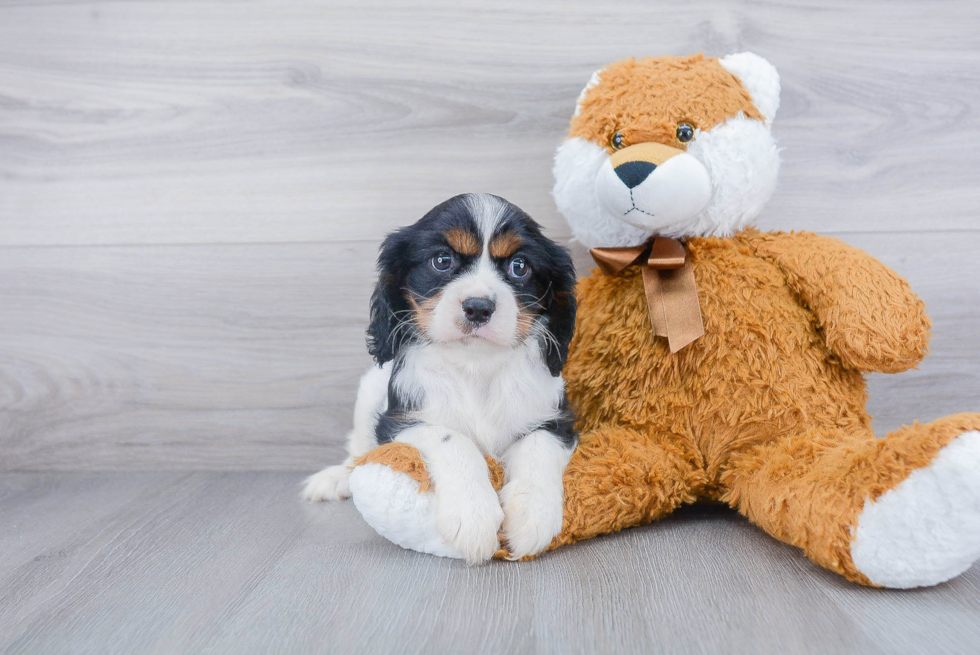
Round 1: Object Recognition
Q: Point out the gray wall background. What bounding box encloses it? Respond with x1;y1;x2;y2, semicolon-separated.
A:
1;0;978;471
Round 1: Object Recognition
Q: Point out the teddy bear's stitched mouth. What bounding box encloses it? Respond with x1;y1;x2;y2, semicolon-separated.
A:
625;188;656;218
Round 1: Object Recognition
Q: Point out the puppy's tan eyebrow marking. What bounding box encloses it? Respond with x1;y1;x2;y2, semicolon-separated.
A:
489;231;523;258
444;228;480;256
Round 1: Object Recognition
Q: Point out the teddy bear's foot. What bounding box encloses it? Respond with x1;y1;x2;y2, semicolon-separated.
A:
851;430;980;588
348;462;467;559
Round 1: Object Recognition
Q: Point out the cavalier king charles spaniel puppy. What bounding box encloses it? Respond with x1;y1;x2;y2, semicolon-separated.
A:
302;193;577;563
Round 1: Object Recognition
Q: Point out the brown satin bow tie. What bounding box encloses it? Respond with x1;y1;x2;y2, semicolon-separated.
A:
590;237;705;354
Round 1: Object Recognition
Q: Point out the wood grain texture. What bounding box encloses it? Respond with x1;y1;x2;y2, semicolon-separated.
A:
0;0;979;470
0;234;976;470
1;472;978;654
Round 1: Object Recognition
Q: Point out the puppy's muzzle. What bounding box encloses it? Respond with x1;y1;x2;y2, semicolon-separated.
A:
462;297;495;326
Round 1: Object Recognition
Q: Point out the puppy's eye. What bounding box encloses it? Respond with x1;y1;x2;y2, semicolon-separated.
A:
431;252;454;272
610;131;625;150
508;257;530;279
676;123;695;144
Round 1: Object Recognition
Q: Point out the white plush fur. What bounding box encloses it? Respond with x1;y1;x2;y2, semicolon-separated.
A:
851;430;980;588
553;52;781;248
395;424;505;564
595;152;712;234
719;52;781;126
573;70;602;117
349;462;466;559
553;137;654;249
499;429;572;559
682;115;780;238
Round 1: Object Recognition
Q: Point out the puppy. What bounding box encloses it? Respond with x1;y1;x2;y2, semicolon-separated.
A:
302;193;577;563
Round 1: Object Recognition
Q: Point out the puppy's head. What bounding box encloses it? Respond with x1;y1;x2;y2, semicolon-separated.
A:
367;193;576;375
554;52;780;248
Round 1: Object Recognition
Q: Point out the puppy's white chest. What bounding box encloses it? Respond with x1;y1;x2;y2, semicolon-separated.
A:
396;343;563;458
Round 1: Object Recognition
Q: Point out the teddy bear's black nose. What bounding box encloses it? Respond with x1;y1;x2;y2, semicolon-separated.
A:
614;160;657;189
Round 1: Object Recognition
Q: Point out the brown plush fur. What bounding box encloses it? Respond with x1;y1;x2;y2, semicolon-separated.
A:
551;229;980;584
354;442;504;494
571;54;763;152
357;230;980;582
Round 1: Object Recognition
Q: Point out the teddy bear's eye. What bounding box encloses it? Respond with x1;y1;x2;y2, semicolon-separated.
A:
610;131;625;150
676;123;695;144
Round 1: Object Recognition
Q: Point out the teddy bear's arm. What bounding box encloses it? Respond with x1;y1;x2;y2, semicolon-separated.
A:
753;231;931;373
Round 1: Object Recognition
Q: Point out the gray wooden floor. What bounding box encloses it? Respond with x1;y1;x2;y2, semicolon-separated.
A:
2;0;980;652
1;472;978;655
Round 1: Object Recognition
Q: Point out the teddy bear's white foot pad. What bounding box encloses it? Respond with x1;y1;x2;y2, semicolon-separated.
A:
851;430;980;588
349;463;466;559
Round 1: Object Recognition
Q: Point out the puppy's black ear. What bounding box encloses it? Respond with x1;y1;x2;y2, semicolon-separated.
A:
543;244;578;377
366;228;413;365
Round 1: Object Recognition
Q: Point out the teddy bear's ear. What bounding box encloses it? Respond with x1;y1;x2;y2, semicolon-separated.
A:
572;69;603;117
719;52;780;126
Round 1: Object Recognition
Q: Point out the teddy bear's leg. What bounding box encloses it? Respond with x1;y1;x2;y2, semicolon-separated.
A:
721;413;980;588
347;442;506;560
548;423;708;550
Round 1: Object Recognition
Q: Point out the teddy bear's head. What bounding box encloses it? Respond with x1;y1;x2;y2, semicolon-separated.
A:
553;53;781;249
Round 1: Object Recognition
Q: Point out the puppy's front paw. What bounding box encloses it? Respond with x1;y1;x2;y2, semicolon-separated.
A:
500;479;563;559
436;483;504;565
301;464;351;501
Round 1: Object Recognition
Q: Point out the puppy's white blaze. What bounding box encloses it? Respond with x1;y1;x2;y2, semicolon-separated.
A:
595;153;712;234
427;256;520;347
499;429;572;558
428;194;522;349
396;424;504;564
463;193;508;246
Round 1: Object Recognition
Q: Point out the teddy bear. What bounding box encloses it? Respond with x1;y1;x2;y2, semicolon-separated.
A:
343;52;980;588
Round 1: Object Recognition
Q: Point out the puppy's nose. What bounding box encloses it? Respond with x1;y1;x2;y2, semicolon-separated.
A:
614;160;657;189
462;297;495;325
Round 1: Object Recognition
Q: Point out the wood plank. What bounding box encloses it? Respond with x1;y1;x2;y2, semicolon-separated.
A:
0;473;306;652
0;242;374;470
0;473;182;578
1;231;977;471
2;473;979;653
1;0;979;247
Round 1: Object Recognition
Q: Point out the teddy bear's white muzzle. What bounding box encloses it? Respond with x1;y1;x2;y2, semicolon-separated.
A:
596;152;712;233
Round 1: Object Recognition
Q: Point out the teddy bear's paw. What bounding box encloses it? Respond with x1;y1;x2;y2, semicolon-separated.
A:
349;462;467;559
851;430;980;588
435;478;504;565
300;464;351;502
499;478;564;560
